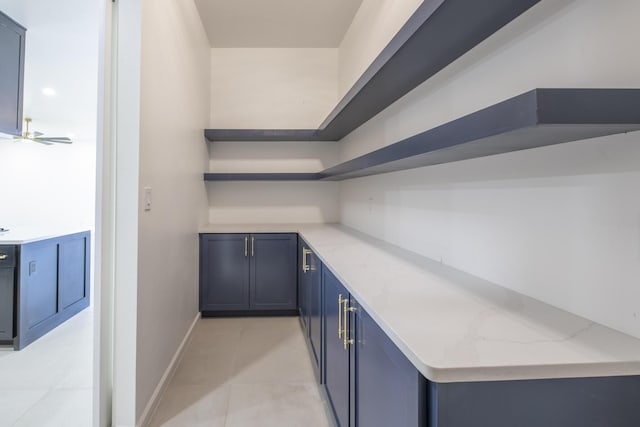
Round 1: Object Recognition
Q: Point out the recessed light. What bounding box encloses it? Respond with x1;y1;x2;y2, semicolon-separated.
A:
42;87;56;96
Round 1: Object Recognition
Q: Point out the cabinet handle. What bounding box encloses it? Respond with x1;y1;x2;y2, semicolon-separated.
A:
244;237;248;257
0;253;7;260
302;248;312;273
338;294;344;339
251;237;255;257
344;303;355;350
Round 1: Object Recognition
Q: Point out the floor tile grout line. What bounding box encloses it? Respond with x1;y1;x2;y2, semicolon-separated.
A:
9;388;56;427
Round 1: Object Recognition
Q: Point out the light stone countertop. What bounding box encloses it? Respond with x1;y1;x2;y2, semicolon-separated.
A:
0;225;92;245
199;223;640;383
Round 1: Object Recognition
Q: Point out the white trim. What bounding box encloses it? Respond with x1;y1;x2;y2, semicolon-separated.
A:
94;1;115;426
137;313;200;427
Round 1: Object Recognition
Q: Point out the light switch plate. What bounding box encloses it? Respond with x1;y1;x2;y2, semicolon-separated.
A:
144;187;152;211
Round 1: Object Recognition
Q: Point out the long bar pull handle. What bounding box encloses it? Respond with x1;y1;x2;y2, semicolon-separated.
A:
344;303;355;350
251;237;255;257
338;294;343;339
244;237;248;257
302;248;312;273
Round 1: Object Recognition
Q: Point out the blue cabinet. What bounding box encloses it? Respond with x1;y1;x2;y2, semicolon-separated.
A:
200;233;297;315
0;11;26;136
0;246;16;342
0;232;91;350
352;300;426;427
298;238;322;380
322;268;351;427
430;376;640;427
322;267;426;427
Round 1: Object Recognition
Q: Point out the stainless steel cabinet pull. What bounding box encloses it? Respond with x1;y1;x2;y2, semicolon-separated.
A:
338;294;344;339
344;303;356;349
251;237;255;257
244;237;248;257
302;248;312;273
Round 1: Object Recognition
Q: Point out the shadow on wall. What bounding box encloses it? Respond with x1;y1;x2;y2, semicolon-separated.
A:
206;181;340;224
207;141;340;173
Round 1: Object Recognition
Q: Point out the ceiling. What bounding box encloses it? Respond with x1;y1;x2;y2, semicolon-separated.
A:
194;0;363;48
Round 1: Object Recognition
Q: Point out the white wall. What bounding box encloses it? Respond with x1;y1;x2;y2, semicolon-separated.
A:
207;140;340;223
208;181;339;224
338;0;640;339
209;48;341;224
211;48;338;129
0;0;98;228
337;0;422;98
136;0;210;423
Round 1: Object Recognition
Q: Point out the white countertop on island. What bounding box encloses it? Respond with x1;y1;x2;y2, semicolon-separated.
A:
0;226;92;245
199;223;640;383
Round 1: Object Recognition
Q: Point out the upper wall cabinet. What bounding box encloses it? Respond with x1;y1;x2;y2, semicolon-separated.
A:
204;0;541;142
0;10;26;136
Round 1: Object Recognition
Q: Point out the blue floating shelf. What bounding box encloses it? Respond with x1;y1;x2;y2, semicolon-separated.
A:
205;0;541;143
204;89;640;182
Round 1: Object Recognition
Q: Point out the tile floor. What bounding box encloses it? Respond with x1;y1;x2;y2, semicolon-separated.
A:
148;317;332;427
0;309;93;427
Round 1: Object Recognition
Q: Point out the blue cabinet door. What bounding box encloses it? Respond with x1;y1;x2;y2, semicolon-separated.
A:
352;301;426;427
58;236;89;312
250;233;297;310
21;241;58;329
323;268;350;427
298;238;309;328
300;238;322;381
307;246;322;380
200;234;250;311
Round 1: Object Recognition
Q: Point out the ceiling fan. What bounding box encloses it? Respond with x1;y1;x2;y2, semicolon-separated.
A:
1;117;73;145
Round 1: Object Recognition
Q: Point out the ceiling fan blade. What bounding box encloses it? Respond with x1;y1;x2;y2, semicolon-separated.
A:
33;137;73;144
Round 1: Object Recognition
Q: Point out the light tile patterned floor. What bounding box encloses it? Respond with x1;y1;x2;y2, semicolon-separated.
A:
148;317;332;427
0;309;93;427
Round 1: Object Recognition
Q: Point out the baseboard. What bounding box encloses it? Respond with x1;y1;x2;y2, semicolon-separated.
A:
137;312;200;427
201;309;298;317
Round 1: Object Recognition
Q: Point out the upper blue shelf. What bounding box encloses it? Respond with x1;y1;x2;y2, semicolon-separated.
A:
204;89;640;182
205;0;541;142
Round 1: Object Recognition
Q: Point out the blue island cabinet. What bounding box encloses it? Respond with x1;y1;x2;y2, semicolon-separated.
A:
200;233;297;315
322;268;426;427
298;238;322;381
0;232;91;350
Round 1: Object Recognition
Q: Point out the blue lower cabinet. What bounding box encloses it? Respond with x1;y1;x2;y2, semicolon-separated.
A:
299;238;322;381
200;233;297;315
323;268;351;427
0;246;16;343
322;268;426;427
352;301;427;427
